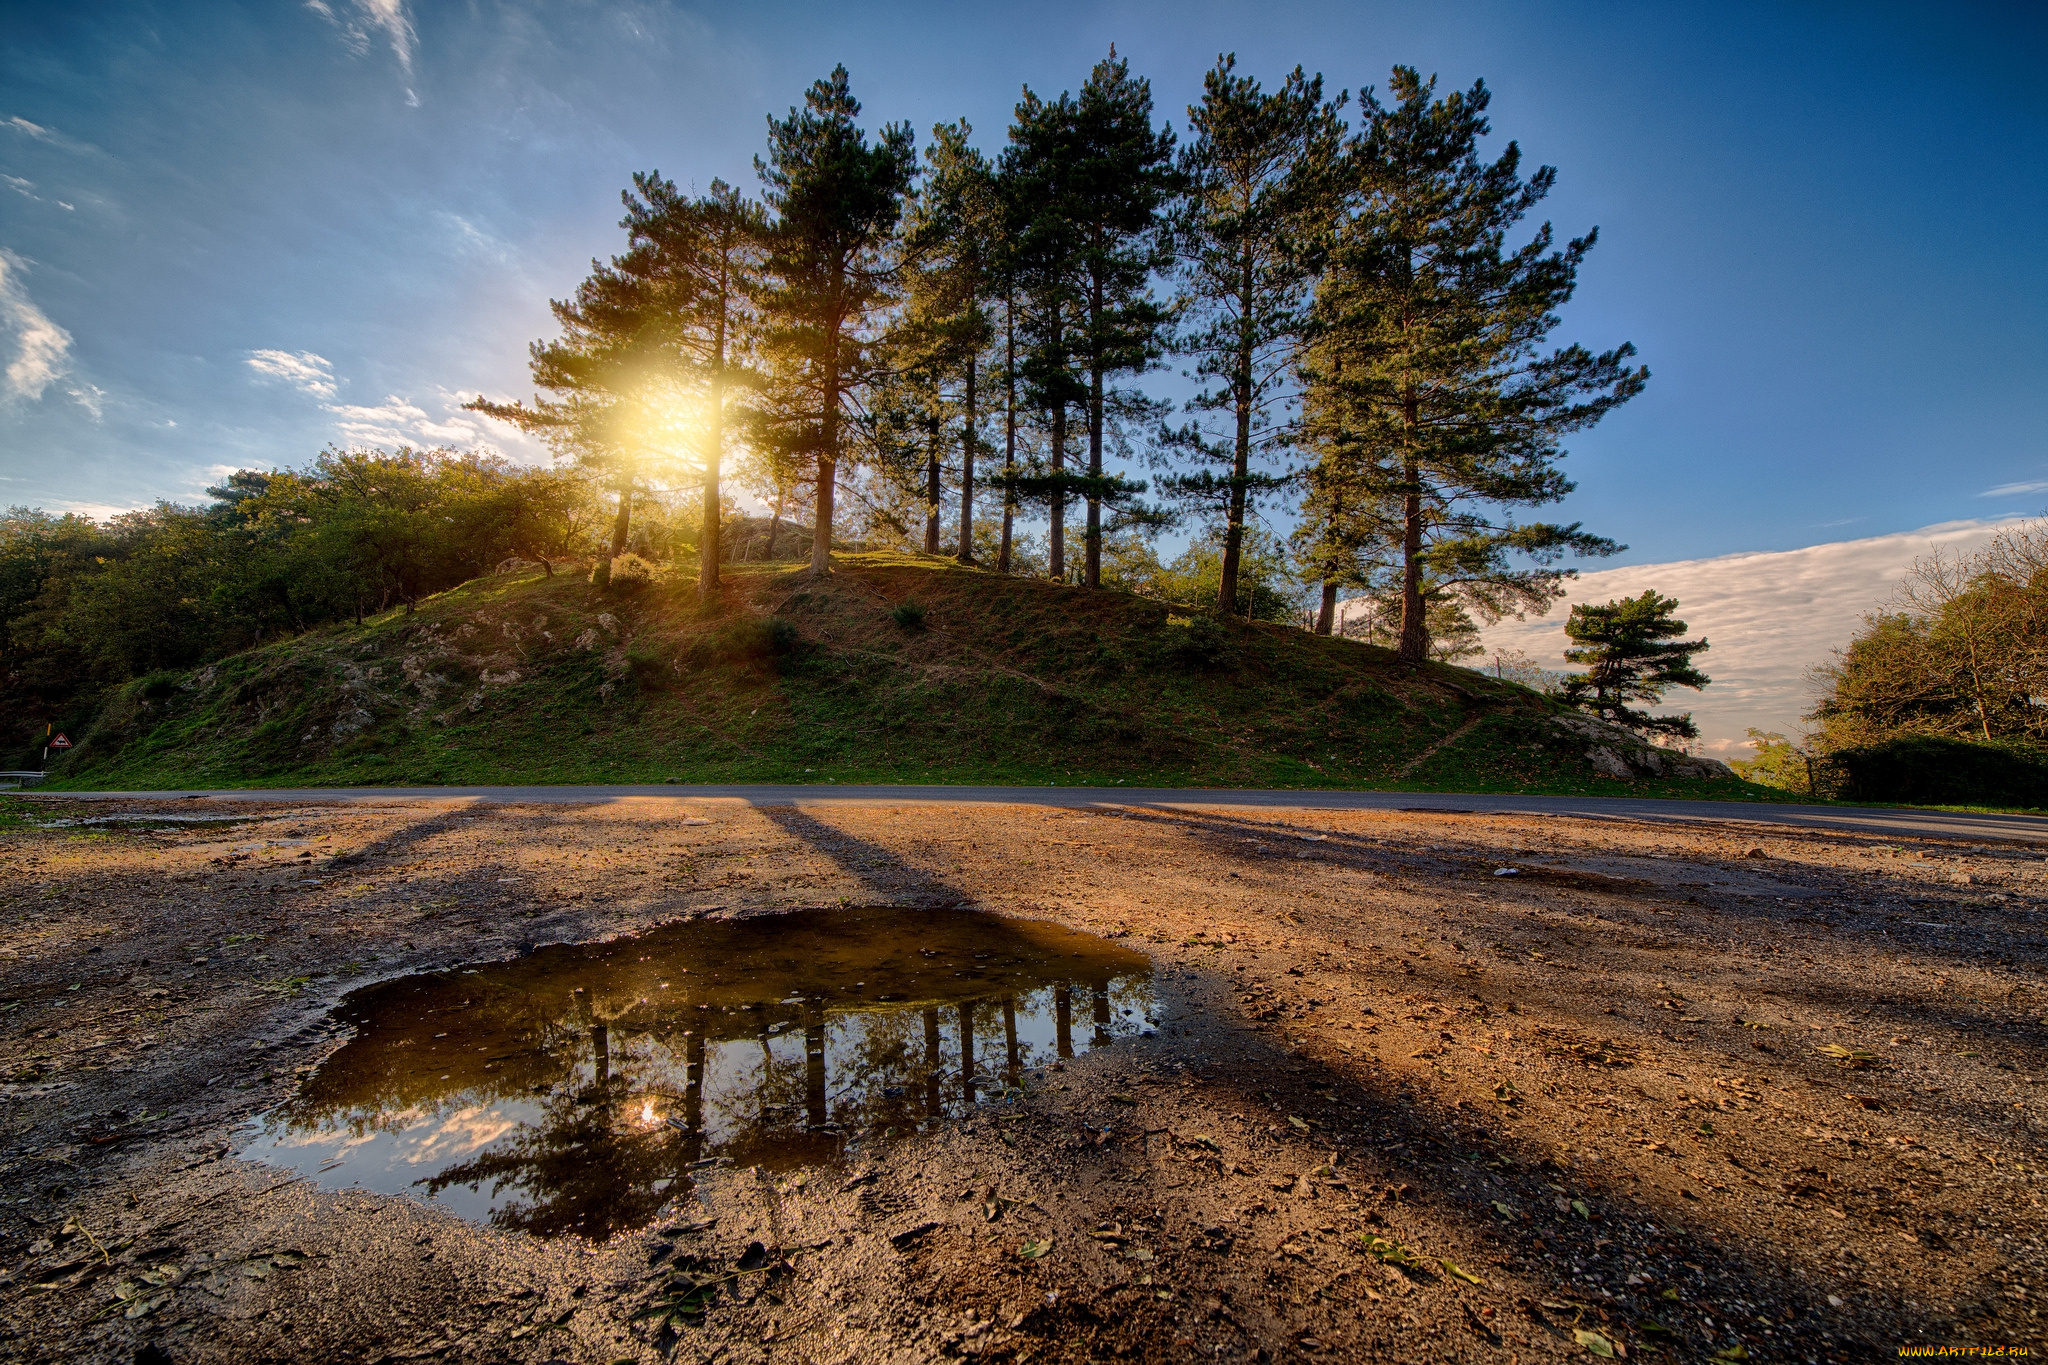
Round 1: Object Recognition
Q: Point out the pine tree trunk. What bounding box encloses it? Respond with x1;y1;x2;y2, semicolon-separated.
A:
610;485;633;559
1218;246;1254;616
699;254;729;603
811;326;839;578
999;295;1016;573
1315;580;1337;636
958;355;976;563
1084;274;1104;590
766;486;786;561
1396;376;1428;661
923;428;941;554
1049;402;1067;581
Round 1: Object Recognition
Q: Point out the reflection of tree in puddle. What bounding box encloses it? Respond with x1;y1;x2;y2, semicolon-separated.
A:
250;907;1153;1240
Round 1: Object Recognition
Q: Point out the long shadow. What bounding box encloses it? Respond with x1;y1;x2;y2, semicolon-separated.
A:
753;803;977;908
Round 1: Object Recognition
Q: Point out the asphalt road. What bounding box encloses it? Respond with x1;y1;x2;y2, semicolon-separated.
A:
28;783;2048;843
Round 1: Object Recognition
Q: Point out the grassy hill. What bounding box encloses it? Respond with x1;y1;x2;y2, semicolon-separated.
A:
41;553;1767;795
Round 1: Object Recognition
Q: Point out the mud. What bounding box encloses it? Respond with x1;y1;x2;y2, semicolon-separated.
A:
0;795;2043;1363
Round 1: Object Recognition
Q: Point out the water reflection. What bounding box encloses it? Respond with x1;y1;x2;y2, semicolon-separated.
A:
238;906;1155;1239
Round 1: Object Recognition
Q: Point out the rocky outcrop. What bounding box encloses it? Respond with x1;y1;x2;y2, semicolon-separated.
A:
1549;713;1735;781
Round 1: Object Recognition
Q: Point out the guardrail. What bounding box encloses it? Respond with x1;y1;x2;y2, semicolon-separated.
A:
0;771;47;788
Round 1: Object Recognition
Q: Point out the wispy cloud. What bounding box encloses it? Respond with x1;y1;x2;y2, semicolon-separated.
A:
67;382;105;421
2;115;100;157
1979;478;2048;498
305;0;418;75
1;175;77;212
246;348;337;399
0;250;73;404
1475;518;2027;751
325;395;485;447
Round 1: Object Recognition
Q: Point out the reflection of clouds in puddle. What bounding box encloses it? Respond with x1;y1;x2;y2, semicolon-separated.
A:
401;1105;524;1167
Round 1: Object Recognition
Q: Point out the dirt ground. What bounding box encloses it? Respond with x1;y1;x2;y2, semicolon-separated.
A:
2;794;2044;1364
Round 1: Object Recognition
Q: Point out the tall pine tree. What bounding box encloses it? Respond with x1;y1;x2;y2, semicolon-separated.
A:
755;66;916;578
1306;68;1645;661
614;175;764;600
901;121;1001;563
1164;56;1344;616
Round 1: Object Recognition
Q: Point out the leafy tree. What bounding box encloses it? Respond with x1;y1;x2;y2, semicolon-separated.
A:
1810;522;2048;751
1730;729;1817;794
1304;68;1644;662
1164;55;1343;615
1560;590;1710;738
755;65;917;578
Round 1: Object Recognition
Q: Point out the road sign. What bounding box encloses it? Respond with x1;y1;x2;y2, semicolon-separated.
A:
48;733;70;750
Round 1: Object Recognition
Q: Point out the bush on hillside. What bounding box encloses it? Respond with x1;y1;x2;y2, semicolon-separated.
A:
607;553;654;594
1829;735;2048;809
890;601;926;630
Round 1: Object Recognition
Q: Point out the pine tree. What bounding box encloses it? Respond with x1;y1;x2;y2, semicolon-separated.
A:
465;207;700;580
1164;55;1344;616
900;121;1001;563
1561;590;1711;738
1306;68;1646;662
755;66;917;578
1002;52;1172;587
614;176;765;600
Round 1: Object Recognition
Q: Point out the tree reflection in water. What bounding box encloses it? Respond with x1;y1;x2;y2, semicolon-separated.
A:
239;906;1155;1240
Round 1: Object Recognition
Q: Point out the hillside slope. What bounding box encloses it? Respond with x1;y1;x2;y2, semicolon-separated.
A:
44;554;1754;794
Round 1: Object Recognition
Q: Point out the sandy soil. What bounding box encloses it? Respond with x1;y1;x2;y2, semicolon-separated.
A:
1;794;2044;1364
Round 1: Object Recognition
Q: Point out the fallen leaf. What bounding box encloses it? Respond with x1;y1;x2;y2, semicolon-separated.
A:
1017;1238;1054;1260
1439;1258;1484;1285
1712;1347;1748;1362
1574;1328;1616;1358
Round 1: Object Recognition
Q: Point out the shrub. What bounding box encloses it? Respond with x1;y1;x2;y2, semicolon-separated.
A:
890;601;926;630
607;553;654;594
137;671;181;701
715;616;800;662
1163;614;1232;670
626;642;672;690
1830;735;2048;809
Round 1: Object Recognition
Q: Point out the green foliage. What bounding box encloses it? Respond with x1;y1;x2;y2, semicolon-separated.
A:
889;601;927;630
1101;526;1302;624
1162;56;1343;614
1830;735;2048;809
1811;523;2048;753
0;452;589;765
1728;729;1816;794
1560;590;1710;739
1300;67;1642;662
607;553;655;594
41;556;1761;799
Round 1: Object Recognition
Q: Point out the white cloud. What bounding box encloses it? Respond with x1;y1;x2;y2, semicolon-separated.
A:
67;382;105;420
305;0;417;75
1980;478;2048;498
1472;518;2026;754
2;115;99;157
0;249;72;404
324;394;488;449
246;349;337;399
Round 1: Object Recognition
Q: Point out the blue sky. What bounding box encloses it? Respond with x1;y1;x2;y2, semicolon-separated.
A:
1;0;2042;567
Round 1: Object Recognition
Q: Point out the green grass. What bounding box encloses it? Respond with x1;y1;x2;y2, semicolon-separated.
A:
42;551;1786;799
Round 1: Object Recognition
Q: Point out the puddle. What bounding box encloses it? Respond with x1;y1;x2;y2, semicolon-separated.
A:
238;906;1155;1239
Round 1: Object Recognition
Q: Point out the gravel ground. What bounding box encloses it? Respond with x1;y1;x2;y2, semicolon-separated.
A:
1;794;2043;1364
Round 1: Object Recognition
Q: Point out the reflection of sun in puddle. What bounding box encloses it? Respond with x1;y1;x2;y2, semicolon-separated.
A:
237;906;1155;1239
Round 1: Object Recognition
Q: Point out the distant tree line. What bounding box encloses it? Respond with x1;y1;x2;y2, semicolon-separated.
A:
2;52;1647;750
1733;521;2048;804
